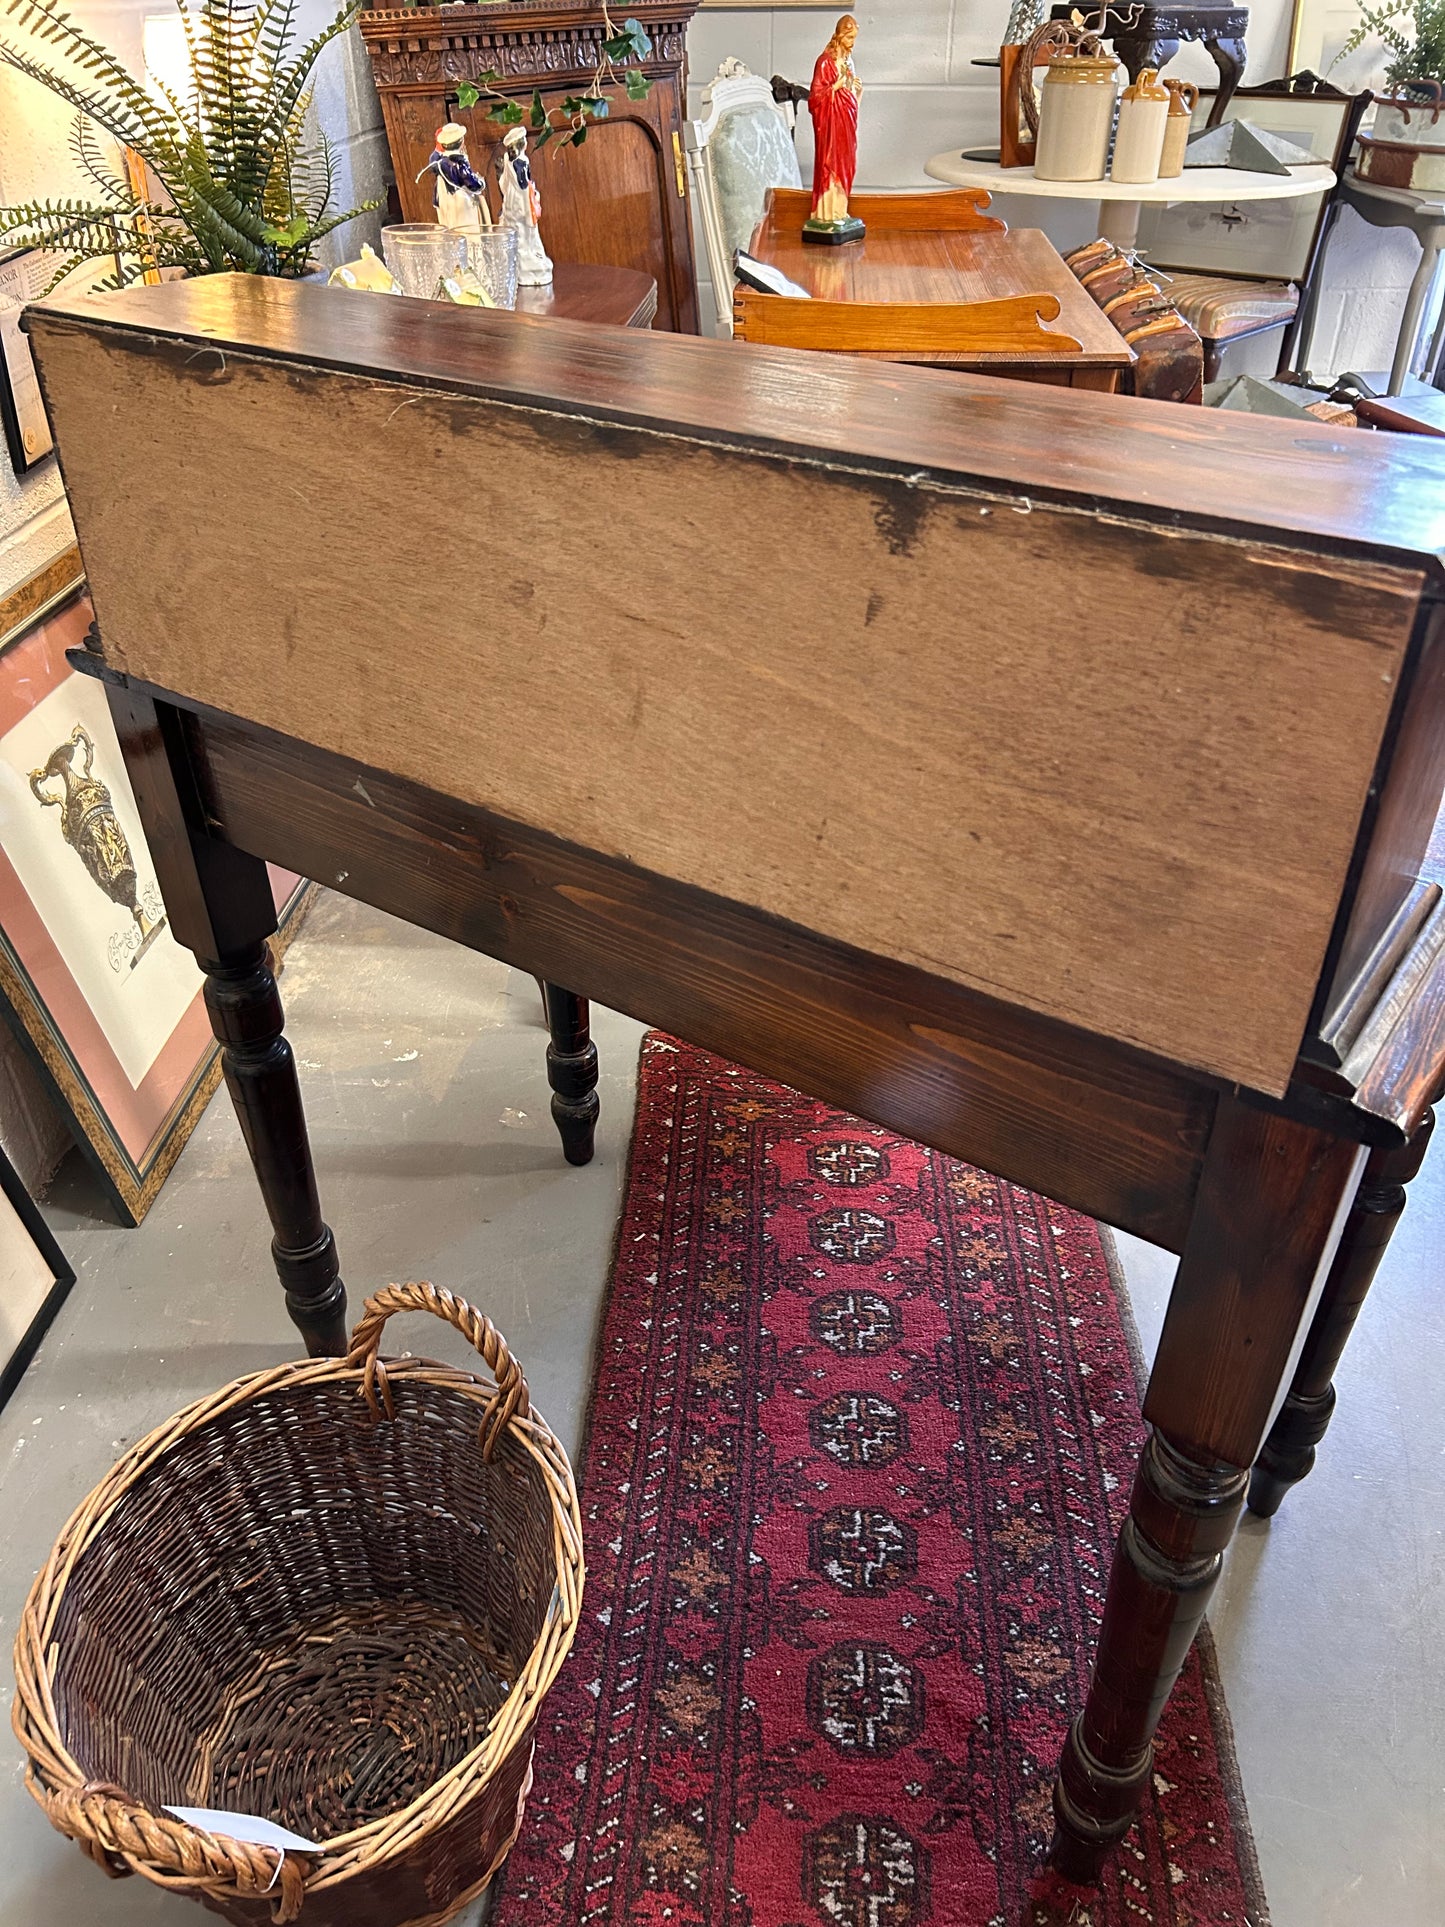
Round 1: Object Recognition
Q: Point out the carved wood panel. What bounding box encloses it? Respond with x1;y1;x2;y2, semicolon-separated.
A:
361;1;700;332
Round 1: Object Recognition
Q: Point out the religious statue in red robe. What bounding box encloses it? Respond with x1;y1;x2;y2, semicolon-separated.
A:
804;14;864;244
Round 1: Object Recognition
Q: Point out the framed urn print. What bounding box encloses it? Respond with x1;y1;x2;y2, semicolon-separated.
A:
0;552;311;1223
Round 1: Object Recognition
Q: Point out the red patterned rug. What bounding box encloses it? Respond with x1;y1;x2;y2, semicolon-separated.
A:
494;1037;1268;1927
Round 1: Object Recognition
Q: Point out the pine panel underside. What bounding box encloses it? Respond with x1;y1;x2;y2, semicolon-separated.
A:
40;328;1421;1094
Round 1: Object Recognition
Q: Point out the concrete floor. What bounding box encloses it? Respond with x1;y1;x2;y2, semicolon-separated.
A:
1;892;1440;1925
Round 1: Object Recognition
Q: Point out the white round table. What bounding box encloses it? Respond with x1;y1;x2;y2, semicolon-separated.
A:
924;151;1336;249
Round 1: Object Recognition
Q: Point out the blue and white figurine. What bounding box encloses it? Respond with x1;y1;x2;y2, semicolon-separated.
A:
417;122;493;236
500;125;553;286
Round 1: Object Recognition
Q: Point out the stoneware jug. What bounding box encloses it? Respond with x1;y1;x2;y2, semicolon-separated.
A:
1111;68;1170;184
1034;54;1119;182
1159;79;1199;179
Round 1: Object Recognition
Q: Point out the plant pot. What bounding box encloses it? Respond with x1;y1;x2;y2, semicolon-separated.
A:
1357;82;1445;189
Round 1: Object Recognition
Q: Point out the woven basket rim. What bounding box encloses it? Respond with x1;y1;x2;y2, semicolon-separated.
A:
13;1341;584;1894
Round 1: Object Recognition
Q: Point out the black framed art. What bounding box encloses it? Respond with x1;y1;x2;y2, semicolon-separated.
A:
0;1138;74;1413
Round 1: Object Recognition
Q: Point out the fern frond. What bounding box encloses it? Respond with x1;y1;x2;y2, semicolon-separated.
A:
288;125;336;227
255;1;360;175
2;0;178;149
1337;0;1445;84
0;195;125;247
0;0;370;278
67;113;136;208
303;195;380;243
0;38;158;158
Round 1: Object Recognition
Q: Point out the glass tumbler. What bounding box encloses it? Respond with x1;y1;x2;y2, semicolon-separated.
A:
380;224;465;300
458;227;519;310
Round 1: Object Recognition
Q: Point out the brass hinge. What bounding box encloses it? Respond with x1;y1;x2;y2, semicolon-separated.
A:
672;130;686;199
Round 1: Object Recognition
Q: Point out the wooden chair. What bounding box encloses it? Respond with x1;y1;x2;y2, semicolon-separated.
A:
683;59;803;337
1132;73;1373;381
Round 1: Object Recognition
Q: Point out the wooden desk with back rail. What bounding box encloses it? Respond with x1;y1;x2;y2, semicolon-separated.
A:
732;187;1136;391
24;274;1445;1895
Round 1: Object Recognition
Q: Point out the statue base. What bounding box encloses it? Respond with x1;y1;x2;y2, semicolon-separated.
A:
802;215;866;246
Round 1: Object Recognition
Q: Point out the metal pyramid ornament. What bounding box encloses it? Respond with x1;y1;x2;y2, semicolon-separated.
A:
1183;119;1317;175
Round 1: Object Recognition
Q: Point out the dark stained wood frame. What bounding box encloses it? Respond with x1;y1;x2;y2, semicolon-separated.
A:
29;278;1445;1892
0;1134;75;1416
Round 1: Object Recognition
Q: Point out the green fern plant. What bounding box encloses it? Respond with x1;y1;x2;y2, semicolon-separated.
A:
1338;0;1445;90
0;0;380;290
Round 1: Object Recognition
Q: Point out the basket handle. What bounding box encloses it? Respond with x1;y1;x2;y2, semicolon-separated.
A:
43;1783;308;1923
346;1281;531;1461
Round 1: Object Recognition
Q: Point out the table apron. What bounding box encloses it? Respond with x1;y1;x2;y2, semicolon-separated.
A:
166;699;1218;1252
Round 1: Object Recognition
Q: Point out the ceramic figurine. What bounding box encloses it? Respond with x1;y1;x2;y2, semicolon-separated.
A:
499;125;553;286
804;14;864;245
439;273;496;308
417;122;493;235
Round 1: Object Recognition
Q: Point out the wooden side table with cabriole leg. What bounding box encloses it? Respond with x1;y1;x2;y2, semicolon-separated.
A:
1049;3;1250;125
28;275;1445;1896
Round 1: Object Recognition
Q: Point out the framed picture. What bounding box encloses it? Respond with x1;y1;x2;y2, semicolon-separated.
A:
0;550;313;1224
0;248;61;474
1135;81;1367;282
1289;0;1394;96
0;1138;74;1413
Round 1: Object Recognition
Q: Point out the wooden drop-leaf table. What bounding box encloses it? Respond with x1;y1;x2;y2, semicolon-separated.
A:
25;275;1445;1890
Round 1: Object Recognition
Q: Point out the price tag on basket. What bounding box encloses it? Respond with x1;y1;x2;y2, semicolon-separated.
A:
164;1806;323;1853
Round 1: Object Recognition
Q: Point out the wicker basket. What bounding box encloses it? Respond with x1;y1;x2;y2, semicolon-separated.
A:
12;1283;583;1927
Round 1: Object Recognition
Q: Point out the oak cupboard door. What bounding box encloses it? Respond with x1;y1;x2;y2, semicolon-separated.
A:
457;83;691;332
362;1;700;334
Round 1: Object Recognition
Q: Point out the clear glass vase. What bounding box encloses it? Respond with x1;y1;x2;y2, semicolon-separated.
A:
380;224;465;300
457;227;520;310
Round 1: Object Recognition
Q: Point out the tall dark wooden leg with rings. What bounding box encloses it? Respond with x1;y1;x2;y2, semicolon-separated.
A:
1249;1106;1436;1517
542;983;599;1165
1051;1436;1249;1880
202;942;348;1355
102;683;348;1355
1049;1097;1364;1881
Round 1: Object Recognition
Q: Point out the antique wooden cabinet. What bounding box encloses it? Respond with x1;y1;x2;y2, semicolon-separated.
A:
360;0;701;333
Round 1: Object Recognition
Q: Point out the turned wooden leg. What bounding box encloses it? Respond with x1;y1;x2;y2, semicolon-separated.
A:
541;982;599;1166
1049;1098;1365;1881
104;684;348;1355
202;941;348;1355
1249;1107;1435;1517
1052;1436;1249;1880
